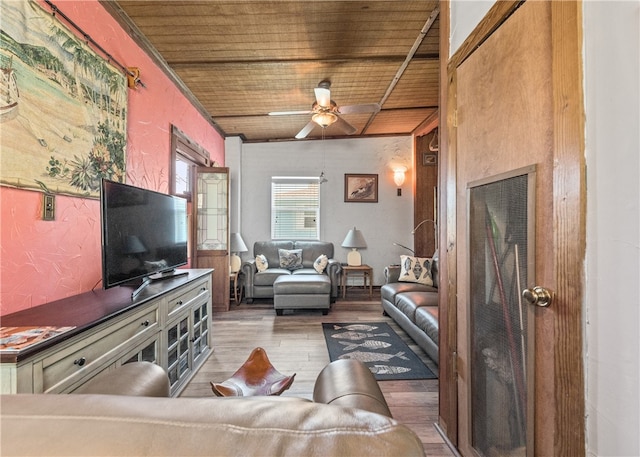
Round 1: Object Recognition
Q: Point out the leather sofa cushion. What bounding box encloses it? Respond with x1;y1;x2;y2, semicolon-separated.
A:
253;241;295;267
294;241;335;268
381;282;437;304
274;274;331;294
254;268;291;286
1;394;424;457
394;292;439;321
292;268;324;276
415;306;439;343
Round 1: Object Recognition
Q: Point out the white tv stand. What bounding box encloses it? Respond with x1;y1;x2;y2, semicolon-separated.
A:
0;269;213;397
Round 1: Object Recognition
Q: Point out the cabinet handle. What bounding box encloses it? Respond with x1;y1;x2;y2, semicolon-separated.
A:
176;300;183;306
74;357;86;367
141;320;150;327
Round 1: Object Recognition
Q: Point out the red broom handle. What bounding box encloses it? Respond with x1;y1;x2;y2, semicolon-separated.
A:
485;220;527;415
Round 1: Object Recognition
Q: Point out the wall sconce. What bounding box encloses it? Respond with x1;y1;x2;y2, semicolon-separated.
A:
393;167;407;186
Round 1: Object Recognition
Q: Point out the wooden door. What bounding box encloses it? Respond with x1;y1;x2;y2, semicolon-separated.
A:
442;1;585;455
193;167;229;312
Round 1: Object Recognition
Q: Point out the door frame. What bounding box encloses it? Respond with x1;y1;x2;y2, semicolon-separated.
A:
438;1;585;454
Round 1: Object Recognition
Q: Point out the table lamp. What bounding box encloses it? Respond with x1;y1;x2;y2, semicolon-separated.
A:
230;233;248;273
341;227;367;266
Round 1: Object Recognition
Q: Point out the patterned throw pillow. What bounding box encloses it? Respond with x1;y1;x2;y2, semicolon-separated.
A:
313;254;329;273
255;254;268;272
279;249;303;270
398;255;433;286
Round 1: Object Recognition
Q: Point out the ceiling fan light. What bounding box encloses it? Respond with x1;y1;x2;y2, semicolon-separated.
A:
312;111;337;128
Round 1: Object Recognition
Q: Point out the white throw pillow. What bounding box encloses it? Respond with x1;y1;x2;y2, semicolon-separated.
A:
255;254;268;272
313;254;329;273
398;255;433;286
278;249;303;270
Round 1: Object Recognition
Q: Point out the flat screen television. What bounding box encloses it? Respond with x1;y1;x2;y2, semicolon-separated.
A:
100;179;188;298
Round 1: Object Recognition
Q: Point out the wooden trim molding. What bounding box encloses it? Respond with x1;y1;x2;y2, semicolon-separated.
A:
440;0;586;454
550;1;586;454
437;0;458;446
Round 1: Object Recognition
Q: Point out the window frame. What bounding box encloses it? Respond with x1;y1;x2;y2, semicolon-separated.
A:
170;125;210;201
271;176;321;240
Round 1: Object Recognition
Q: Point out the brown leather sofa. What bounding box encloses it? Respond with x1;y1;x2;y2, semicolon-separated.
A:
1;359;425;456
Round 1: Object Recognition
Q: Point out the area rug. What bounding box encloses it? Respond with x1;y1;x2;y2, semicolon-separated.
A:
322;322;436;381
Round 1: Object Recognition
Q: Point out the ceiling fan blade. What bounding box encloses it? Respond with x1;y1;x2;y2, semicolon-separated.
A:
314;87;331;108
295;121;316;139
269;110;311;116
338;103;381;114
334;116;358;135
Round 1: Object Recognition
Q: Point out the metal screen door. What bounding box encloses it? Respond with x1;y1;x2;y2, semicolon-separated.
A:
467;167;536;456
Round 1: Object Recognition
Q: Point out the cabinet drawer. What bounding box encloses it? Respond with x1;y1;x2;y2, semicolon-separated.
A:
41;306;159;392
166;280;210;319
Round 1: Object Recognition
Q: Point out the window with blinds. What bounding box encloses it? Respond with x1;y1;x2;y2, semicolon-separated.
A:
271;177;320;240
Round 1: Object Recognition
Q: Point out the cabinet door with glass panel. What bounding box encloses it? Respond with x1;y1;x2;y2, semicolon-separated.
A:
191;301;210;365
166;311;191;395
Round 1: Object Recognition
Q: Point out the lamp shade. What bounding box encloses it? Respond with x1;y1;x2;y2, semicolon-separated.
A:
342;227;366;266
393;168;406;186
312;111;337;128
341;227;367;249
229;233;248;273
230;233;248;253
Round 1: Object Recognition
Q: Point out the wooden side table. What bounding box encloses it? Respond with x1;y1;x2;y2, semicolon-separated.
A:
230;270;242;304
341;265;373;299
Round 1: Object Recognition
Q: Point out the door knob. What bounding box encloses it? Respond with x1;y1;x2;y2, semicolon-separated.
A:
522;286;553;307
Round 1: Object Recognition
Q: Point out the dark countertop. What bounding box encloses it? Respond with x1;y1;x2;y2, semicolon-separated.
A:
1;269;213;363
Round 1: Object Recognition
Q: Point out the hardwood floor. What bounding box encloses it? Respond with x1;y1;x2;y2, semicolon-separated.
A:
180;287;455;456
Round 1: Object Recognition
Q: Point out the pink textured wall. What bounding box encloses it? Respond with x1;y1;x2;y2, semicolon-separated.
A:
0;0;224;315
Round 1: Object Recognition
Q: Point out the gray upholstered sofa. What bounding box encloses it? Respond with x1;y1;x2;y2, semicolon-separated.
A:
242;241;342;303
380;254;439;365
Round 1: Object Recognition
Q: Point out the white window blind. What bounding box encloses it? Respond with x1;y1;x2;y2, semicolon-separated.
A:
271;177;320;240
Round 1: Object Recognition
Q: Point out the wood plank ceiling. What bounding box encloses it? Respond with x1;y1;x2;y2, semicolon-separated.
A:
104;1;440;142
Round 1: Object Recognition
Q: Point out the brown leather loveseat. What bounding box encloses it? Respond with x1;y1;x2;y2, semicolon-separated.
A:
1;359;425;456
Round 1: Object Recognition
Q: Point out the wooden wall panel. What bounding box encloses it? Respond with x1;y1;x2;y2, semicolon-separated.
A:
414;133;439;257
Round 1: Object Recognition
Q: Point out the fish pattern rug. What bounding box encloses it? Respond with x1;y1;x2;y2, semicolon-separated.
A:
322;322;437;381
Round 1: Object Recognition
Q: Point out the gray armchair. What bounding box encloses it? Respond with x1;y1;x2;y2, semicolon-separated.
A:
241;241;342;303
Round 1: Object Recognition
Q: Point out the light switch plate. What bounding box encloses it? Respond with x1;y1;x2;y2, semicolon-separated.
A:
43;194;55;220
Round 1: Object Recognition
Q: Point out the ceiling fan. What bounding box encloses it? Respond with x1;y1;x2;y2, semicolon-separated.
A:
269;80;380;139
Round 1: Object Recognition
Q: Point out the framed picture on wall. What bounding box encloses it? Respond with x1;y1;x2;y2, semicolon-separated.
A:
422;153;438;166
344;174;378;203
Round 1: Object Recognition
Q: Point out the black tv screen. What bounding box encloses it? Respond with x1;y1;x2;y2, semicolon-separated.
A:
100;179;188;290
